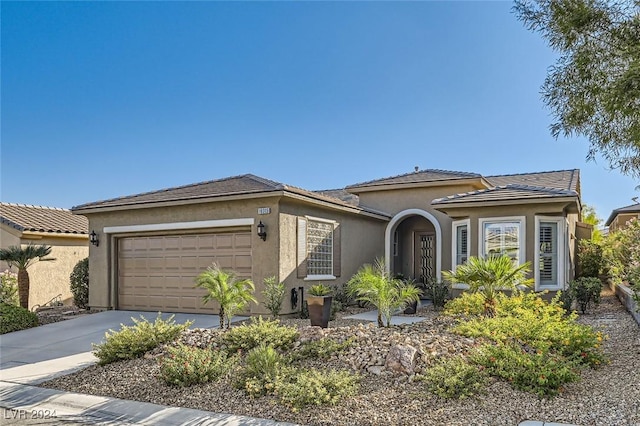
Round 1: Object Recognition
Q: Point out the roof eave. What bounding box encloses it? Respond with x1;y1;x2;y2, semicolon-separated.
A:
432;196;580;212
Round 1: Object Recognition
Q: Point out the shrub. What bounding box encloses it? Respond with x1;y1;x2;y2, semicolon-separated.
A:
569;277;603;314
92;314;191;365
308;284;331;296
275;369;359;410
472;343;581;397
160;344;236;386
70;258;89;309
577;240;605;278
290;337;354;361
0;303;39;334
330;282;354;306
262;276;285;318
223;316;299;353
421;356;486;399
240;344;287;397
554;289;575;313
0;270;18;306
424;280;450;309
329;300;343;320
444;292;487;317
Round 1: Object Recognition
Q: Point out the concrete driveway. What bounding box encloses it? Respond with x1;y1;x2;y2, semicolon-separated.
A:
0;310;236;372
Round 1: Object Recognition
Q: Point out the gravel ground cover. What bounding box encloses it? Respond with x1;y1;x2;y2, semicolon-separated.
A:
41;289;640;426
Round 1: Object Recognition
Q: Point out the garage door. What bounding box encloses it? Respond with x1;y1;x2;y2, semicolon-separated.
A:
117;232;252;313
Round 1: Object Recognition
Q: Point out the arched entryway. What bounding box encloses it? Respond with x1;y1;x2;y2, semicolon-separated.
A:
385;209;442;285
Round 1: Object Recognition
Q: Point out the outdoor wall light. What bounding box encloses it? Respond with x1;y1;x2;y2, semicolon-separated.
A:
89;230;99;247
257;221;267;241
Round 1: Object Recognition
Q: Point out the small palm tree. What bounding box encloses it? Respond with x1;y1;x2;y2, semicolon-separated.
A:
347;257;422;327
0;244;53;309
195;263;257;329
442;255;533;316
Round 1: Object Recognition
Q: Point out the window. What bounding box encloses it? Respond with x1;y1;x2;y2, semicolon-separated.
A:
297;216;340;280
479;217;525;264
535;216;565;290
451;219;470;272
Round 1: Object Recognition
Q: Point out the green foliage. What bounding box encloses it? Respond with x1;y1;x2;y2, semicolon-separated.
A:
0;270;18;306
195;263;257;329
70;258;89;309
581;205;603;243
240;344;287;397
452;292;608;369
472;343;581;397
554;290;575;313
578;240;604;278
348;257;422;327
159;344;236;387
262;276;285;318
330;282;355;306
0;302;39;334
603;218;640;289
275;369;359;410
223;316;299;353
0;243;54;309
308;284;331;296
290;337;354;361
424;280;450;309
421;356;486;399
569;277;603;314
514;0;640;178
92;314;191;365
443;292;487;317
442;255;533;316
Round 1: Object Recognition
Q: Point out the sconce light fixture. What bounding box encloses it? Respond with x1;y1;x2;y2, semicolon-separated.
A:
89;230;99;247
257;221;267;241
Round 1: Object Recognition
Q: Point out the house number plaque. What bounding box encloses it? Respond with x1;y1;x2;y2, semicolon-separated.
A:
258;207;271;215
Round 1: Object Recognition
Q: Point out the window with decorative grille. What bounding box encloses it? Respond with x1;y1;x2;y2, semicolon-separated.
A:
307;220;333;276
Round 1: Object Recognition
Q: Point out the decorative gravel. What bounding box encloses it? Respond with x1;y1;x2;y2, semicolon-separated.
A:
41;290;640;426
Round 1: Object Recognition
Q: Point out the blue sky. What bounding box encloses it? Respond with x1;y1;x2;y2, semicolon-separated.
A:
1;1;637;223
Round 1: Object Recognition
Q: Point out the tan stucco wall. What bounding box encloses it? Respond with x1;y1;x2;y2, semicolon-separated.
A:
82;197;281;313
610;213;640;232
278;200;387;315
1;225;88;307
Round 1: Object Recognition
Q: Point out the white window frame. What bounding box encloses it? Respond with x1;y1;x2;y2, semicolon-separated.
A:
534;216;566;291
451;219;470;273
303;215;336;281
478;216;526;265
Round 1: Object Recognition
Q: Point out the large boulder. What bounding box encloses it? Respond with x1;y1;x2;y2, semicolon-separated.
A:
385;344;418;374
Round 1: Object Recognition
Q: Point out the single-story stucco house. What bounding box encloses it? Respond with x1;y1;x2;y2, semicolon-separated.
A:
0;202;89;307
605;202;640;232
71;168;589;315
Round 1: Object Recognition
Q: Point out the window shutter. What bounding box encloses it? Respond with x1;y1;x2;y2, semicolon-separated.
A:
297;217;307;278
333;223;341;277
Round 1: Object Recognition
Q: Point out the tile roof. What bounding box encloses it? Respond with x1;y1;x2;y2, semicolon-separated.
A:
72;174;388;217
346;169;482;190
314;189;360;206
432;184;578;206
0;203;88;235
605;203;640;226
485;169;580;192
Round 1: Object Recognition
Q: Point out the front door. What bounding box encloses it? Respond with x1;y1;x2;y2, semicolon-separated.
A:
414;232;435;286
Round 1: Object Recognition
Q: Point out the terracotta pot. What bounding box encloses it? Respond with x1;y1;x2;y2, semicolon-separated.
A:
307;295;333;328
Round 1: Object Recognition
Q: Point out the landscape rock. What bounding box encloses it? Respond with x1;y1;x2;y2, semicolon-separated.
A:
385;345;418;374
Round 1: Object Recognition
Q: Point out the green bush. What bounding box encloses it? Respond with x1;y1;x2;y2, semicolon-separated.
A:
159;344;236;386
421;356;486;399
0;270;18;306
444;292;487;317
577;240;605;278
554;290;575;313
275;369;359;410
70;258;89;309
290;337;354;361
262;276;285;318
331;282;354;306
425;280;450;309
0;303;39;334
93;314;191;365
472;343;581;397
569;277;603;314
223;316;299;353
241;344;287;397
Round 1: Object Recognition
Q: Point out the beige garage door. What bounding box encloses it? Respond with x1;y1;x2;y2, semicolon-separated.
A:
118;231;252;313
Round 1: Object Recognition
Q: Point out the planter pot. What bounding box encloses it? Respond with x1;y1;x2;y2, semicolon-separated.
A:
403;300;418;314
307;295;333;328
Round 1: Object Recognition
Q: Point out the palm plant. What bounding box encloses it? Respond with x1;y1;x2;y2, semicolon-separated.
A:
0;244;53;309
195;263;257;329
442;255;533;316
347;257;422;327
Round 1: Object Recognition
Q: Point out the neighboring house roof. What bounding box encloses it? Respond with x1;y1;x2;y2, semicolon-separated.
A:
605;203;640;226
486;169;580;193
314;189;359;206
72;174;389;218
0;202;88;235
432;184;578;206
346;169;483;190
